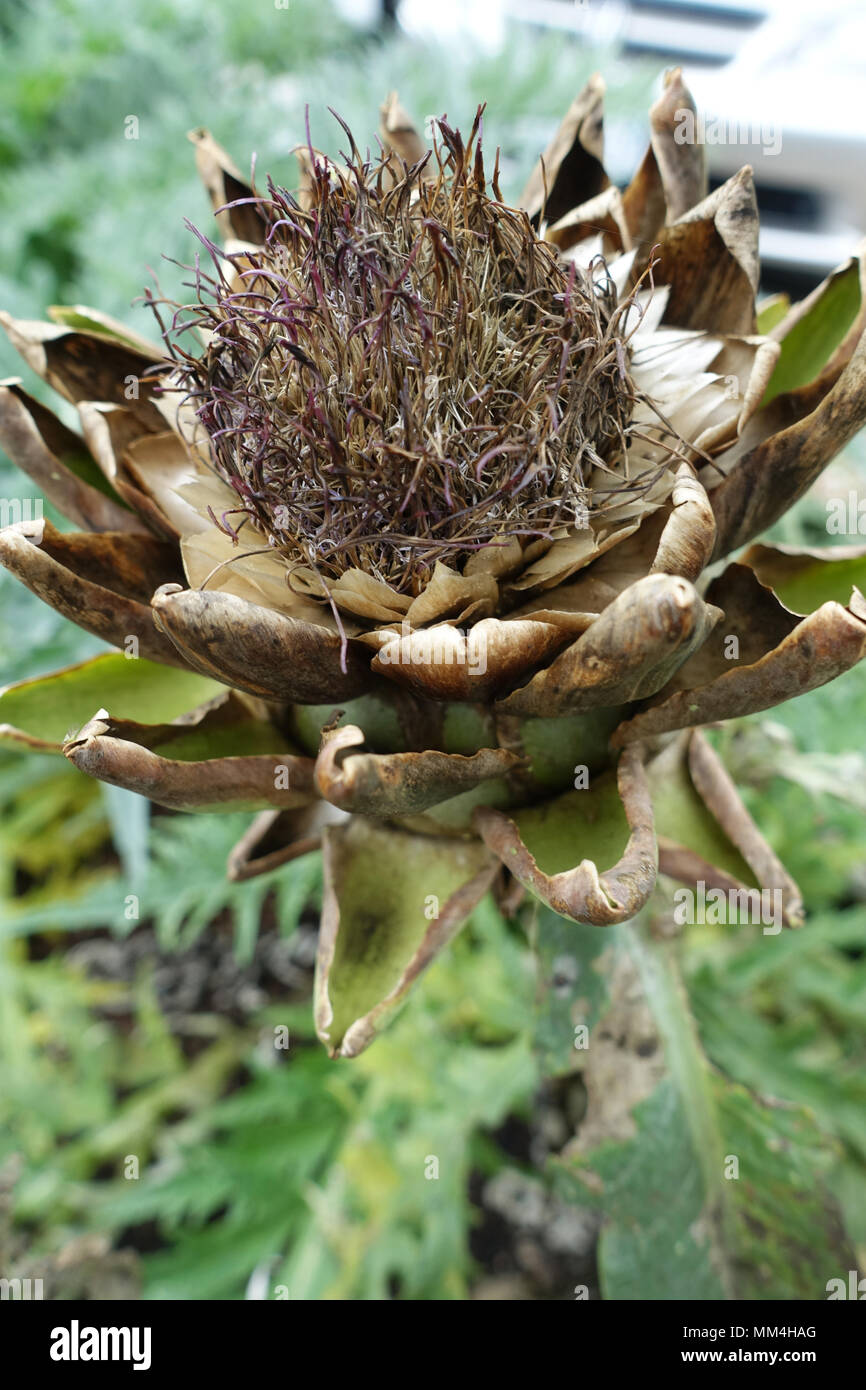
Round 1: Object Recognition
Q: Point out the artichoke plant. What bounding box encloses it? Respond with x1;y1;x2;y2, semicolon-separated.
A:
2;70;866;1059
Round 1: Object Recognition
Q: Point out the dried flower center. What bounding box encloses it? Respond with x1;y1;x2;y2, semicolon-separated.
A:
163;114;640;597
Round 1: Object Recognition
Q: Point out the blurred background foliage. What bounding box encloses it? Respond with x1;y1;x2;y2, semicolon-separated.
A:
0;0;865;1299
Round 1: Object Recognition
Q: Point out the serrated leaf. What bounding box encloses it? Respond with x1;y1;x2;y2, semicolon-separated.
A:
716;1078;855;1300
544;918;856;1299
554;1077;727;1300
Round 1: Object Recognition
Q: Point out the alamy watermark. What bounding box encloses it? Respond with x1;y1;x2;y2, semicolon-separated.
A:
49;1320;151;1370
377;620;488;677
673;882;783;935
0;497;43;527
826;491;866;535
826;1270;866;1299
674;109;782;157
1;1276;43;1300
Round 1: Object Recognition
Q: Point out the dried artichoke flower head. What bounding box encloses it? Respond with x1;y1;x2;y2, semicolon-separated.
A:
158;109;679;626
2;73;866;1057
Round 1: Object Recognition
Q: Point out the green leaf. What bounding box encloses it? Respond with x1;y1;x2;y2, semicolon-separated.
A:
1;809;322;964
717;720;866;815
511;754;756;889
43;438;127;505
715;1078;855;1300
102;783;149;884
0;654;223;752
293;694;408;755
761;259;861;406
531;904;620;1076
149;719;292;762
315;818;496;1058
687;906;866;1161
648;747;757;886
760;552;866;614
555;1077;728;1300
517;709;621;793
544;918;855;1299
511;772;630;877
756;292;789;334
46;303;162;357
